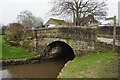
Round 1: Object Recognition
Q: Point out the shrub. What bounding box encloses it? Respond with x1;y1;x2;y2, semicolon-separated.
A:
5;23;24;47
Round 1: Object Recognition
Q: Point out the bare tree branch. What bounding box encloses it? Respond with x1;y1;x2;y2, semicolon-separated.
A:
49;0;107;26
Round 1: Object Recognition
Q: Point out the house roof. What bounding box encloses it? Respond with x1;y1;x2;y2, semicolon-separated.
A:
85;15;99;23
81;15;99;23
45;18;67;25
51;18;67;25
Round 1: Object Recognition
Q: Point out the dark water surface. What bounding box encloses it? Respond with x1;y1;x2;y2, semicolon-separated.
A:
1;59;67;78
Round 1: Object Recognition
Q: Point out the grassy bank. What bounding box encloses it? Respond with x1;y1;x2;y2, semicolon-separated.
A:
59;51;118;78
0;35;38;60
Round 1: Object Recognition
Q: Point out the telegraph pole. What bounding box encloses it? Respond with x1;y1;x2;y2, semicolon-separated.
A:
113;16;116;51
105;16;116;51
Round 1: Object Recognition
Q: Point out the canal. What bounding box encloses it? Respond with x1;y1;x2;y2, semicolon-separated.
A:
1;59;68;78
1;41;75;78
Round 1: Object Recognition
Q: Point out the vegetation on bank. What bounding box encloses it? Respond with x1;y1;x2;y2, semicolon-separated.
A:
0;35;38;60
59;51;118;78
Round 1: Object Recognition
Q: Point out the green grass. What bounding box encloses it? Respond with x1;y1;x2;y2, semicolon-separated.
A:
0;35;38;60
59;51;118;78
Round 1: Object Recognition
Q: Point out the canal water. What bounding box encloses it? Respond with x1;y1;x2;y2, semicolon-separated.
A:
1;59;68;78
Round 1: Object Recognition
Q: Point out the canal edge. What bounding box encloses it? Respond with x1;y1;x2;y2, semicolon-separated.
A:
57;60;74;78
1;55;41;66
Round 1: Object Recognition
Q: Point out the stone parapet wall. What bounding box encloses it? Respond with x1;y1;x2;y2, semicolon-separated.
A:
37;27;97;41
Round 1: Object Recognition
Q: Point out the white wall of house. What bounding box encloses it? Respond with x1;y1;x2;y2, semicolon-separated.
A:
47;24;57;27
45;18;60;27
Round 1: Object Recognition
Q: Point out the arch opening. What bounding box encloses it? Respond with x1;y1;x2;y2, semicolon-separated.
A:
43;41;75;60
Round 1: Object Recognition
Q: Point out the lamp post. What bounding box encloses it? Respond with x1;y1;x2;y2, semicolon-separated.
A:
105;16;116;51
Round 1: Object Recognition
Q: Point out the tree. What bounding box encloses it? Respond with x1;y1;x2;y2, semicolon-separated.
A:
33;17;43;27
17;10;36;28
49;0;107;26
17;10;43;28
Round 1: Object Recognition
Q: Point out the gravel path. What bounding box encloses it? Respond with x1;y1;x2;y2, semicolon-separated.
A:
97;37;120;46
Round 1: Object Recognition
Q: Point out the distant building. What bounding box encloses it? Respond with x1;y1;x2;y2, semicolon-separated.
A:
118;1;120;26
80;15;99;26
0;23;8;35
1;26;8;35
45;18;67;27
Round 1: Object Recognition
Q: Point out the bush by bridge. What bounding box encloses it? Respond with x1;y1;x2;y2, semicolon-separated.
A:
5;23;24;47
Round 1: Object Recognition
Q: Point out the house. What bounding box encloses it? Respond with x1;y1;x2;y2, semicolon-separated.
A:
45;18;67;27
81;15;99;26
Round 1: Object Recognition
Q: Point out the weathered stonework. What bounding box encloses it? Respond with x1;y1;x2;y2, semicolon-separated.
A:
21;27;97;57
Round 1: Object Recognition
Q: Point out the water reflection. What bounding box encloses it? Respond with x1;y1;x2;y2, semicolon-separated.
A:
2;59;67;78
2;70;12;78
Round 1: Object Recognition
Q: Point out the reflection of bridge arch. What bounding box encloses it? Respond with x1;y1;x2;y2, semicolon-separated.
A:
43;41;75;59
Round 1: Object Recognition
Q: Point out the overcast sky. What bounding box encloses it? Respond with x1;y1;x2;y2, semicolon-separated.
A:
0;0;120;25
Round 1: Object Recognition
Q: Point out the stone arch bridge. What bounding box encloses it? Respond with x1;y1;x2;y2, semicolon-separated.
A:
21;27;97;59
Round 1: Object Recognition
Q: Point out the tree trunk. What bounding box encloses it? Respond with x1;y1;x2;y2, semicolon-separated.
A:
76;11;80;26
73;11;76;25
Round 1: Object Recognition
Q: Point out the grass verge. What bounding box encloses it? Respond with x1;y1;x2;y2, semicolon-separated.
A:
0;35;38;60
59;51;118;78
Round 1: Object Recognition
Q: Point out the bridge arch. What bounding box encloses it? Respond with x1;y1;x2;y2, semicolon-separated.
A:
43;41;75;60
